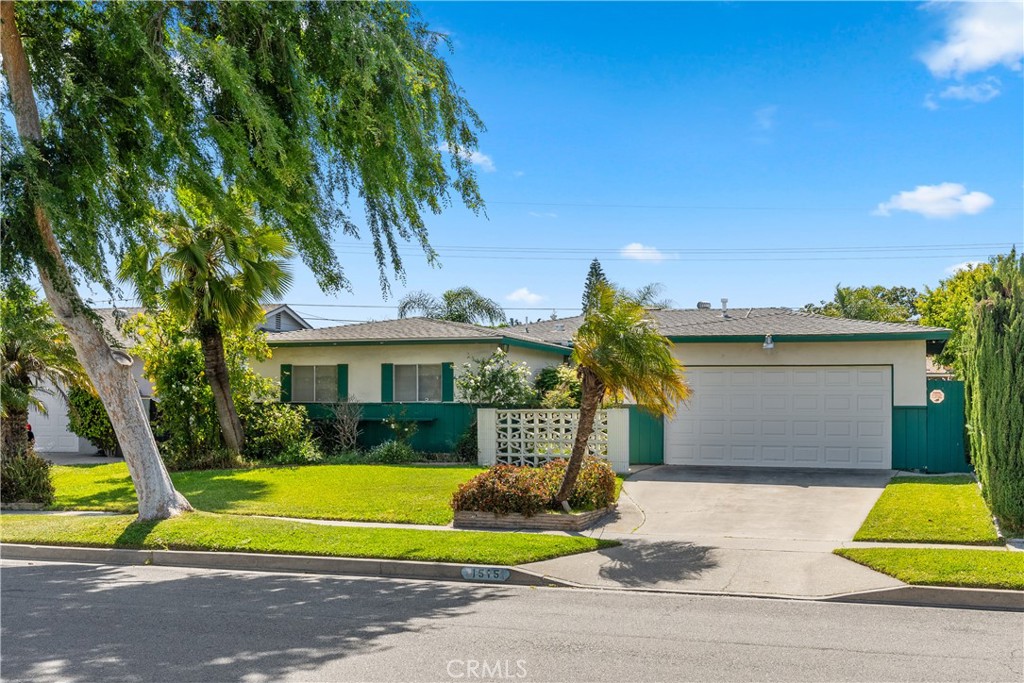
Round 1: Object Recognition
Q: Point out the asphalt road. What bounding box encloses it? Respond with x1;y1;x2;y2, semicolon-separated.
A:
1;560;1021;683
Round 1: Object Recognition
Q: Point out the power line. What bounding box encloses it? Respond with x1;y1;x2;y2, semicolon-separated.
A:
485;200;1024;212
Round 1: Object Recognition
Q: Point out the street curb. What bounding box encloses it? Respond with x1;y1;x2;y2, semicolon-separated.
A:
0;543;573;588
826;585;1024;612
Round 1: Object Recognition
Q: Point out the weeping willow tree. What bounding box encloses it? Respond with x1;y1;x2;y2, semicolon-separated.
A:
962;251;1023;534
1;2;485;519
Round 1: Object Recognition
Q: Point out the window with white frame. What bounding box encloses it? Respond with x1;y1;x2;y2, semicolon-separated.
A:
290;365;338;403
394;364;442;402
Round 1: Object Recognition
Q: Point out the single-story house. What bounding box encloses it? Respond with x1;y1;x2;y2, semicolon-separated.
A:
258;318;571;452
31;304;312;454
503;305;960;472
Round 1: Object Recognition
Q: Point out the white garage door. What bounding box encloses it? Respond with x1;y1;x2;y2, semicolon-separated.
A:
665;366;892;469
28;390;82;453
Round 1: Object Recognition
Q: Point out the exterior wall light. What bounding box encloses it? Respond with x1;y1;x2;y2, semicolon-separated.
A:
762;334;774;350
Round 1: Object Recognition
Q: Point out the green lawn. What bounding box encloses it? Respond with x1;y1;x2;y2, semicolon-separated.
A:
853;475;1001;545
835;548;1024;591
0;512;616;566
51;463;482;526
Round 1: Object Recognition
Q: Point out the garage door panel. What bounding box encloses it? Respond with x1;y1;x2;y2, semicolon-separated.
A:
665;366;892;469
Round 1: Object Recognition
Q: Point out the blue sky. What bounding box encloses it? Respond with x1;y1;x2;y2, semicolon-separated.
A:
127;3;1024;324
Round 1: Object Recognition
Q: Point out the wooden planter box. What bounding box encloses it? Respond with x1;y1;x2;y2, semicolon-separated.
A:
453;505;615;531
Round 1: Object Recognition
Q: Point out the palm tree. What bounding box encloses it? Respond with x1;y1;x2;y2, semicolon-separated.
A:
1;281;88;456
398;287;505;325
556;283;690;508
630;282;673;309
121;195;293;454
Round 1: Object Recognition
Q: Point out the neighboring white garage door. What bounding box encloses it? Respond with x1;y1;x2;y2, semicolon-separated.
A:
665;366;892;469
28;390;82;453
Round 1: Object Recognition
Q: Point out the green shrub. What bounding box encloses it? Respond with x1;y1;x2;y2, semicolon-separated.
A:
1;452;55;506
963;251;1024;533
539;457;617;510
457;348;538;407
535;365;581;409
453;422;478;462
451;464;550;516
366;440;418;464
67;387;120;455
451;456;617;516
243;402;322;465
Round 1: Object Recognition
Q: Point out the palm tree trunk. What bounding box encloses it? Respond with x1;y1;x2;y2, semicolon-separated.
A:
197;322;245;454
555;368;605;508
2;406;30;458
1;2;191;520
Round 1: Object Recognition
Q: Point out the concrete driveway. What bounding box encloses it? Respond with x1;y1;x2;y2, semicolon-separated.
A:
522;465;901;598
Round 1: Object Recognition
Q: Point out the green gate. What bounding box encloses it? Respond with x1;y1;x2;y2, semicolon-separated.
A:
924;379;970;473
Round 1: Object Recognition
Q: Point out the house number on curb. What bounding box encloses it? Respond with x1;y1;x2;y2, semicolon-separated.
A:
461;567;511;582
930;389;945;404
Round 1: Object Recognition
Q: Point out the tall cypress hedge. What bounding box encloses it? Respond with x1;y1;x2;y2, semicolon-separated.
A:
963;251;1023;534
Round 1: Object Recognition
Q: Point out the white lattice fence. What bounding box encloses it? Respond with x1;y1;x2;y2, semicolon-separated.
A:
477;408;630;473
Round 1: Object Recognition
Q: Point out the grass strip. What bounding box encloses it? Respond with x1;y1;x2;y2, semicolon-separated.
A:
0;512;617;566
835;548;1024;591
853;476;1000;545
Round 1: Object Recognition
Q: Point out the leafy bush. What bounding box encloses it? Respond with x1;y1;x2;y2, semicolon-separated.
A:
451;456;617;516
67;387;120;455
451;464;550;516
365;440;418;464
535;365;582;409
453;422;478;462
457;348;538;407
243;402;322;465
382;412;418;444
1;452;55;506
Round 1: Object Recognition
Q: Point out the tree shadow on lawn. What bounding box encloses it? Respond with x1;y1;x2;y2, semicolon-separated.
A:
1;561;514;683
54;471;272;516
596;539;717;587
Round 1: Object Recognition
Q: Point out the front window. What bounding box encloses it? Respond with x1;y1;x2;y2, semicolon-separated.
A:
394;364;442;402
291;365;338;403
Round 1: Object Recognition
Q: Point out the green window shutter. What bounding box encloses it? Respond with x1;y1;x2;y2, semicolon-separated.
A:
337;364;349;401
441;362;455;402
280;364;292;403
381;363;394;402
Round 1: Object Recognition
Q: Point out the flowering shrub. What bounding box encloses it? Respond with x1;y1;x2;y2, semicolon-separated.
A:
451;456;617;516
535;364;582;408
365;440;418;464
456;348;538;407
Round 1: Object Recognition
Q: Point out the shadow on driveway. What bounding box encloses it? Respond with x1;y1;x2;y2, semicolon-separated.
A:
597;539;717;587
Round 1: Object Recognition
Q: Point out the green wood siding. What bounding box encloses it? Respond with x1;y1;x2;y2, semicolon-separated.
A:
337;364;349;401
441;362;455;402
628;406;664;465
280;364;292;403
925;379;970;473
302;402;475;453
892;406;928;470
380;364;394;403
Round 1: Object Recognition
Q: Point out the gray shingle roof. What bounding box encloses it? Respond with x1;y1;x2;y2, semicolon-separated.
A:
506;307;949;344
267;317;570;350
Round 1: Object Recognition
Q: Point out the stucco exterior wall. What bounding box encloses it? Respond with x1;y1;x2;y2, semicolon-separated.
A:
504;346;567;380
259;342;566;403
670;339;926;407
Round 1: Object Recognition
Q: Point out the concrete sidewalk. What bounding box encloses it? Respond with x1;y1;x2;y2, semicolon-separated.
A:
522;466;905;598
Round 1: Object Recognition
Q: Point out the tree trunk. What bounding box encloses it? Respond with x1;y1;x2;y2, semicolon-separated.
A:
197;322;245;454
555;367;605;507
2;406;30;458
1;2;191;520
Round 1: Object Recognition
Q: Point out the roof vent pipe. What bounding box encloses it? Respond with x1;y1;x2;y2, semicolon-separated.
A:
721;298;729;318
697;301;711;310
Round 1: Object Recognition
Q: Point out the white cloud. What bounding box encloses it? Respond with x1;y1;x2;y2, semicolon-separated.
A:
939;78;1002;103
753;105;778;131
922;94;940;110
512;170;525;178
874;183;994;219
438;142;496;172
505;287;544;304
945;260;985;275
921;2;1024;79
527;211;558;218
620;243;675;262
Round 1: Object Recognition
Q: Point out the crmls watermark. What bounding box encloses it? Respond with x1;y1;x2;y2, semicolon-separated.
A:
446;659;528;679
